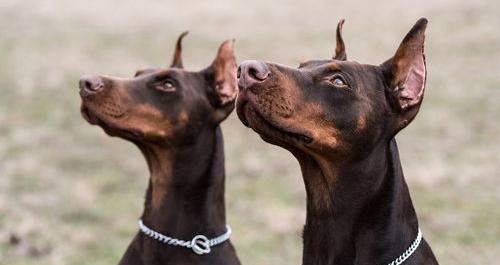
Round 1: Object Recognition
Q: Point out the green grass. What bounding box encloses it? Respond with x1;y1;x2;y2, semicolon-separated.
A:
1;0;499;264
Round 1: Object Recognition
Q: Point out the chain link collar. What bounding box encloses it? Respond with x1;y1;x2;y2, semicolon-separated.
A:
387;228;423;265
139;220;421;261
138;220;232;255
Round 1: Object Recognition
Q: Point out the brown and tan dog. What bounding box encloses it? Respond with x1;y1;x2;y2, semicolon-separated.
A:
236;19;438;265
79;33;240;265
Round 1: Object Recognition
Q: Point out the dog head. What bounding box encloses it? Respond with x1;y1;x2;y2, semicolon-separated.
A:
237;19;427;160
79;32;237;146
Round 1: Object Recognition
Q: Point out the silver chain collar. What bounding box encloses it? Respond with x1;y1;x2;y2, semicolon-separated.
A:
387;228;423;265
139;219;421;261
138;220;232;255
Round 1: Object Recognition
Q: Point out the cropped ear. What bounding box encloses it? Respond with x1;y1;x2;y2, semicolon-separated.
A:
207;39;237;122
170;31;189;68
210;39;237;106
332;19;347;61
381;18;428;130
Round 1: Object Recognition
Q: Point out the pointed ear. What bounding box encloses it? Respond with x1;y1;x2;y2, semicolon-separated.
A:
210;39;237;106
207;39;237;122
170;31;189;68
382;18;428;130
332;19;347;61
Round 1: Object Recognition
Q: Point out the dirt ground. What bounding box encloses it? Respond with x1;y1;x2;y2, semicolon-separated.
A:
0;0;499;264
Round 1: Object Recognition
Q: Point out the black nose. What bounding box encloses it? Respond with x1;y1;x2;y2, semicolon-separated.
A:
79;75;104;92
238;60;270;89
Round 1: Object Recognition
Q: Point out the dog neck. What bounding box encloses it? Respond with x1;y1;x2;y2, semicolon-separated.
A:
136;126;227;243
297;139;423;265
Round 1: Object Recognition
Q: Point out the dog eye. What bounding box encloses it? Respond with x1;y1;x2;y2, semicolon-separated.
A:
331;77;347;87
155;81;176;92
329;76;348;88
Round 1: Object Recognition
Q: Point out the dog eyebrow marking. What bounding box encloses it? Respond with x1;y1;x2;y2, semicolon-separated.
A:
152;69;179;80
322;62;341;72
298;59;332;69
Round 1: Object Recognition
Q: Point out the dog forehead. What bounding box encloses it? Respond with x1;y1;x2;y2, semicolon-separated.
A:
134;68;160;77
135;67;193;80
298;59;333;69
298;60;349;74
151;68;181;78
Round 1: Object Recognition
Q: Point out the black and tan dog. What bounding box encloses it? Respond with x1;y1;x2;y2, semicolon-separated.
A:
79;33;240;265
237;18;438;265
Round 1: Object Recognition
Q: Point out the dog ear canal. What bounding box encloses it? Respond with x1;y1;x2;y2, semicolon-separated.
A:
332;19;347;61
382;18;427;112
210;39;237;107
170;31;189;68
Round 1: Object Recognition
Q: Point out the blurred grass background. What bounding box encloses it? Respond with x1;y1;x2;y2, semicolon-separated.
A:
0;0;499;264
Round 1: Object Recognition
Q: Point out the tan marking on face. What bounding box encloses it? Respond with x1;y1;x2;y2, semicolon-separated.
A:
324;62;341;72
275;70;340;150
296;102;340;150
259;70;340;152
125;103;173;139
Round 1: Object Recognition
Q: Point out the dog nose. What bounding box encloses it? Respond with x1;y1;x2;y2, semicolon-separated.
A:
79;75;104;92
238;60;270;88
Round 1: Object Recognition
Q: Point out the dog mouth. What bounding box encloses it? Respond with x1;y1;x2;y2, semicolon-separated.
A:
81;105;144;139
238;101;312;144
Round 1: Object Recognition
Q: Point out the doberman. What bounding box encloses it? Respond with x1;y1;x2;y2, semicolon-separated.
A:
79;33;241;265
236;18;439;265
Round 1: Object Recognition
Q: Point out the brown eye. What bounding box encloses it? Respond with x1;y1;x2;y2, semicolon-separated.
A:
155;81;176;92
